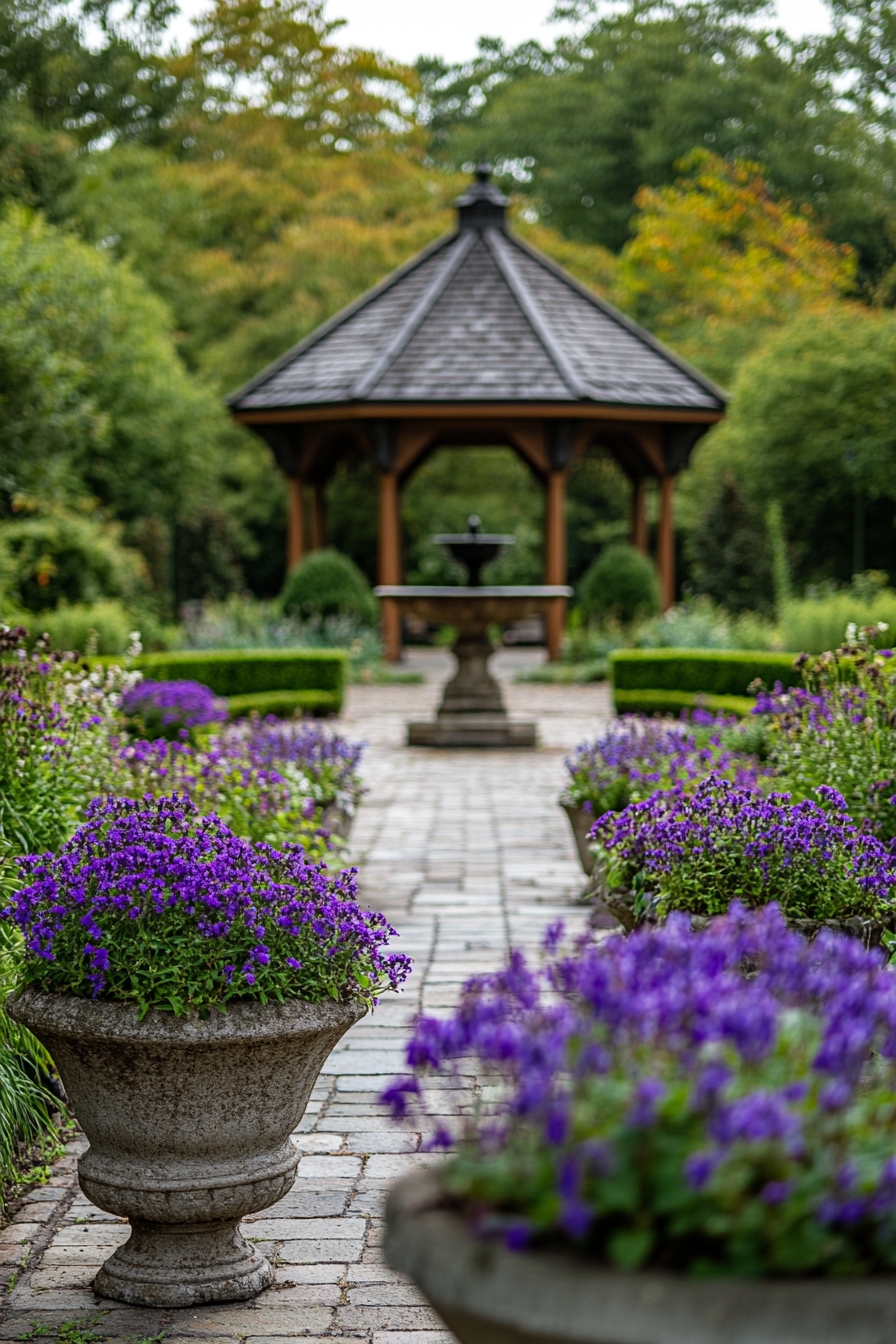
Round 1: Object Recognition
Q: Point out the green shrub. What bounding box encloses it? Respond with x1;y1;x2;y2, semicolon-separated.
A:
1;506;148;612
30;600;134;657
281;549;377;624
579;544;660;624
227;689;340;719
129;649;346;705
613;689;755;717
780;589;896;655
610;649;801;698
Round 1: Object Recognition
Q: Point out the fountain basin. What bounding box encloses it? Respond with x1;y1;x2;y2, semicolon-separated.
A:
375;585;571;747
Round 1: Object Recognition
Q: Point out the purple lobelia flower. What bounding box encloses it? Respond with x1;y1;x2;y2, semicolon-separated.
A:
382;904;896;1275
3;794;411;1016
120;679;228;740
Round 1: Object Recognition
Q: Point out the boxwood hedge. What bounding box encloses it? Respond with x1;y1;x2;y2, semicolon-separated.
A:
610;649;801;700
95;649;346;708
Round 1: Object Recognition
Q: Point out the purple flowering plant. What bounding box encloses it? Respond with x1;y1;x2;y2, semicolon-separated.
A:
592;776;896;924
383;904;896;1276
114;718;365;856
119;679;227;741
562;714;767;820
3;794;411;1018
754;632;896;842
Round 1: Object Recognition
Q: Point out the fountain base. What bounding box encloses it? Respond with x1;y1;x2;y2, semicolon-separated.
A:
374;585;571;751
409;715;536;748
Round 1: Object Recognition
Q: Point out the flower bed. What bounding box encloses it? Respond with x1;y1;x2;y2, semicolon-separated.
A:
592;776;896;930
384;904;896;1277
756;634;896;841
562;714;766;819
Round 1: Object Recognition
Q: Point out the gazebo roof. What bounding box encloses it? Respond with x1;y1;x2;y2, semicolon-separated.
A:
228;168;726;417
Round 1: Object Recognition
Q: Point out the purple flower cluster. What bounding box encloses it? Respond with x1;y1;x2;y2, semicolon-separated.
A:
240;718;365;801
120;680;227;737
592;776;896;921
383;905;896;1274
4;794;411;1015
563;715;765;816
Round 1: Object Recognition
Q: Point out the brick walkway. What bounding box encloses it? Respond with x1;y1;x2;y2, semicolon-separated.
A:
1;654;611;1344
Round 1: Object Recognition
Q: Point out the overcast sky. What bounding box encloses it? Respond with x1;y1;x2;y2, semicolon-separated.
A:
167;0;832;59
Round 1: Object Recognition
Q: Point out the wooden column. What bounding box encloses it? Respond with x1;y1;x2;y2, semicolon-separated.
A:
311;482;326;551
544;469;567;662
378;471;402;662
658;474;675;611
287;476;305;571
630;477;648;554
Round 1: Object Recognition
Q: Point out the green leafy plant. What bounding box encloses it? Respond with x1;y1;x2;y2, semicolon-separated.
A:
579;545;660;625
280;549;377;625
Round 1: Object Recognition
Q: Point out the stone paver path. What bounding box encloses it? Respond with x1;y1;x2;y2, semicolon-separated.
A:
1;653;611;1344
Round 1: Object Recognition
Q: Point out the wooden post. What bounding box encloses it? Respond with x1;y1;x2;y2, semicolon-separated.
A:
287;476;304;571
630;477;648;554
658;474;675;611
544;469;567;662
312;482;326;551
378;471;402;662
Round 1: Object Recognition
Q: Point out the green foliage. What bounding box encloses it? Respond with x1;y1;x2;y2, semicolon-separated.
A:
132;648;346;701
280;548;377;625
0;924;57;1191
579;544;660;624
1;505;148;612
695;309;896;590
35;601;171;656
0;208;226;532
780;581;896;656
685;471;773;614
610;649;801;698
565;450;631;585
425;0;896;290
227;689;340;718
633;597;776;651
613;689;755;716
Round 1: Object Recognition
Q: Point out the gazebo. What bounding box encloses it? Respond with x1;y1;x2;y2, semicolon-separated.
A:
228;167;726;661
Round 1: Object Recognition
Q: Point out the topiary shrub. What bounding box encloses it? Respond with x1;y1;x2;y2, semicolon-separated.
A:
280;549;377;624
579;544;660;624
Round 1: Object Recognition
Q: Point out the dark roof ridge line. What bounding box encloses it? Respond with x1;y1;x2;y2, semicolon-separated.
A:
482;228;590;401
505;231;728;407
351;229;478;400
226;230;457;407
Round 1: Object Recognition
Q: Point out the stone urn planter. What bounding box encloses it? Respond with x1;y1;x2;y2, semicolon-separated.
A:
386;1171;896;1344
559;800;598;876
320;800;354;842
9;987;364;1309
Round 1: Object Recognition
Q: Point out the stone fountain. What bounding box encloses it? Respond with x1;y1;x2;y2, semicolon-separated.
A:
375;518;572;747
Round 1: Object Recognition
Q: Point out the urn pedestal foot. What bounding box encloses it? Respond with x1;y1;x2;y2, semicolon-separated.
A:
407;629;537;748
93;1217;274;1308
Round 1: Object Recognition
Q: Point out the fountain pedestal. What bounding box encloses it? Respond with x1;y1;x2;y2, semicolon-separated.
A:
374;586;572;748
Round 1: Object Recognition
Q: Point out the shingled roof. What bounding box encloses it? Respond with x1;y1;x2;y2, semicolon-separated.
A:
228;167;725;415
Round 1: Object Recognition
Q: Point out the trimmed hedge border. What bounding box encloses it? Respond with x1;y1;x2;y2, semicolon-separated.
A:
94;649;346;708
610;649;801;698
614;689;756;718
227;689;340;719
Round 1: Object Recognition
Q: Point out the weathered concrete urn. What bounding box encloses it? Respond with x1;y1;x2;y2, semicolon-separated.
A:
386;1172;896;1344
10;988;364;1308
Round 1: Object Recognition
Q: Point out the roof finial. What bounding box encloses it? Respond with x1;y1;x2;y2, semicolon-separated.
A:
453;162;509;232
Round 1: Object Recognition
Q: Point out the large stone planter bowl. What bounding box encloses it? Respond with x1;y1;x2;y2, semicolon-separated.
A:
9;988;364;1308
385;1171;896;1344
